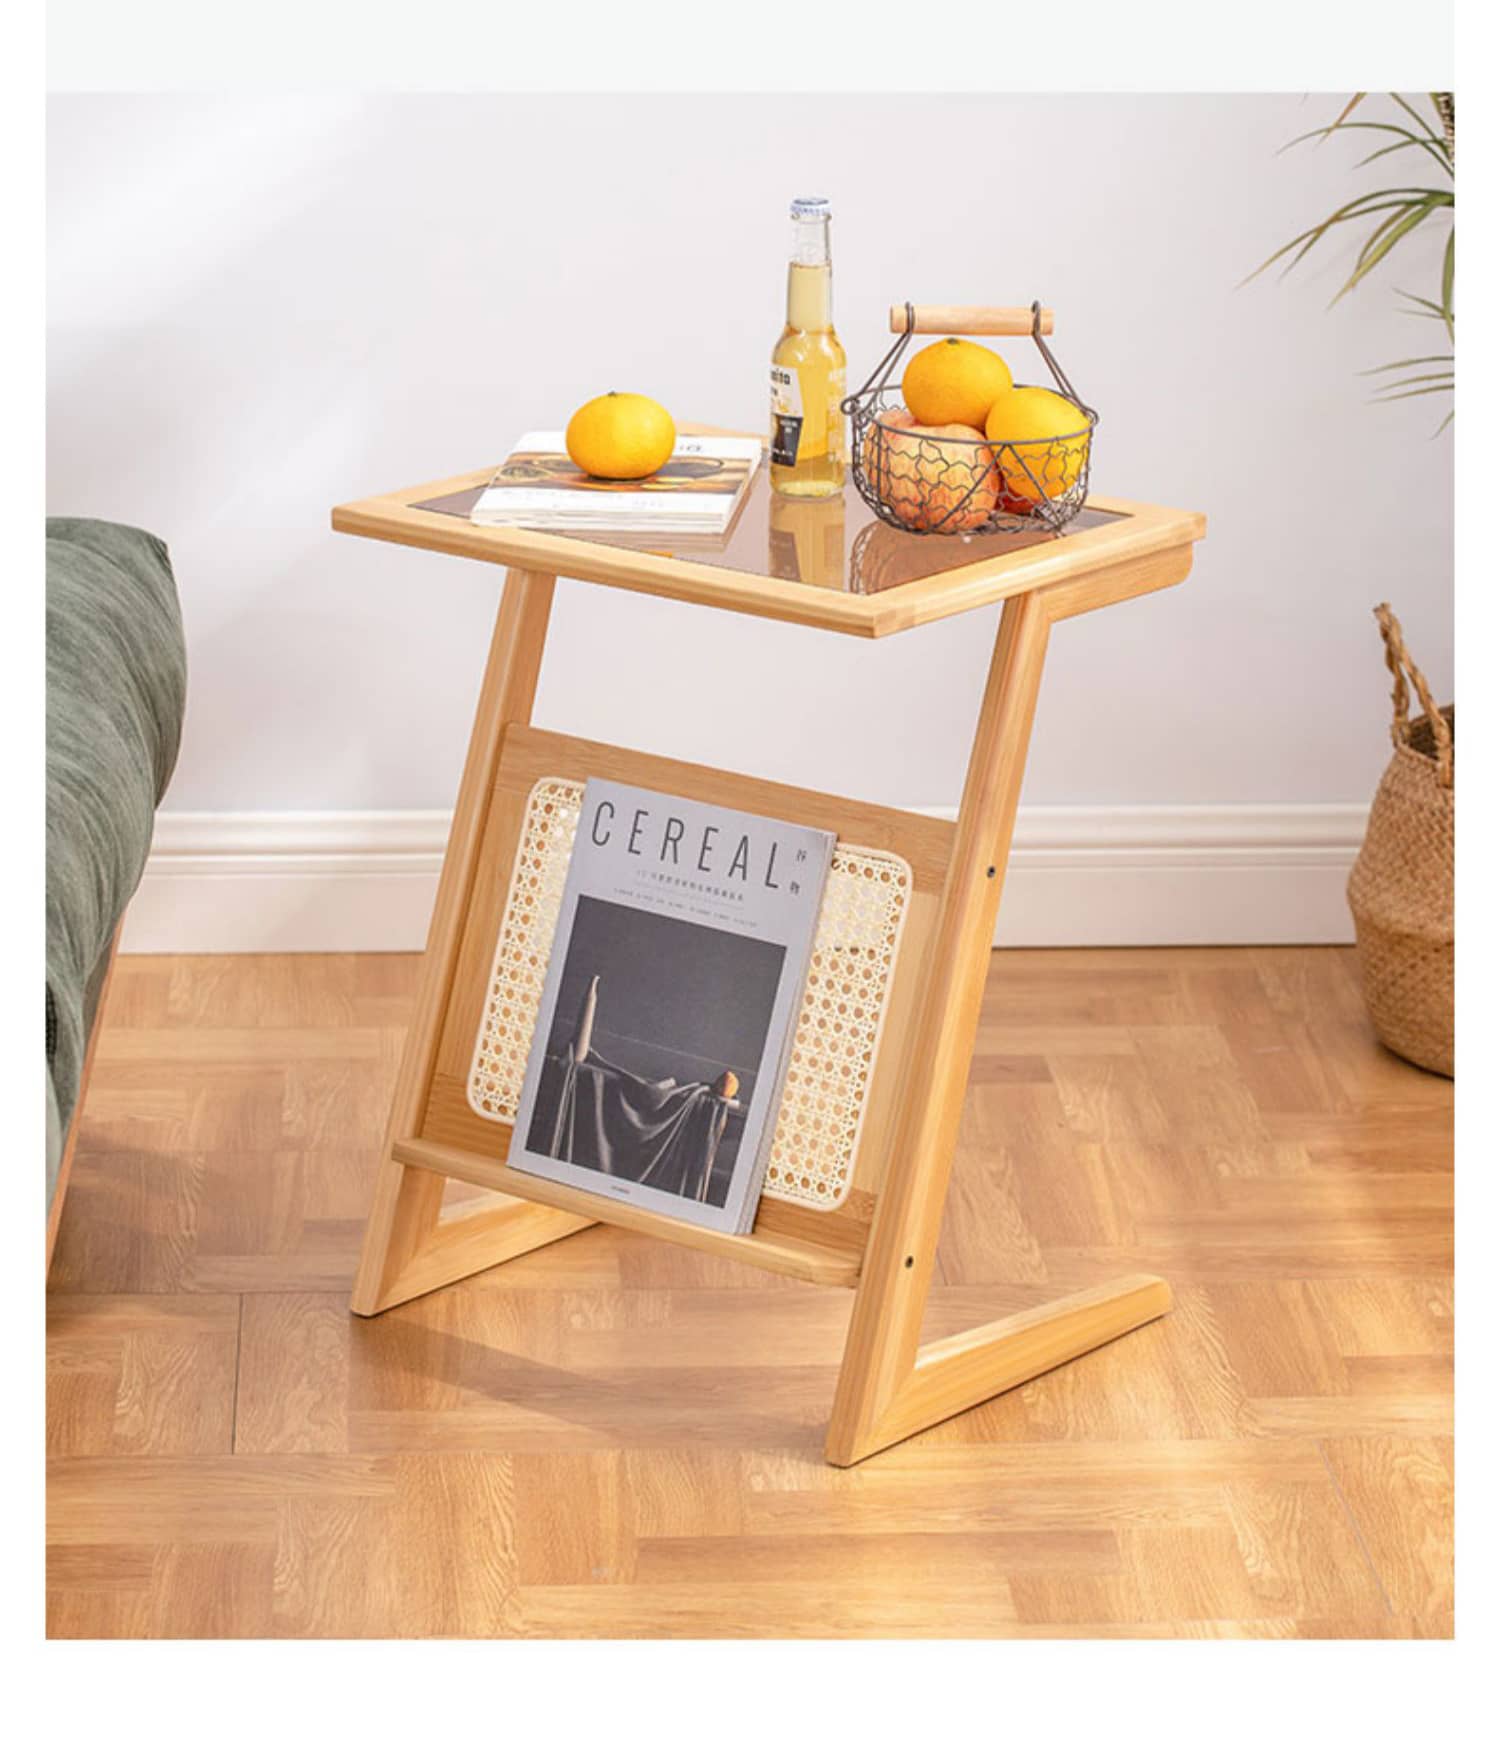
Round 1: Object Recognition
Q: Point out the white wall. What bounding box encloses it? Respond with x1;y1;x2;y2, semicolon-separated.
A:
46;93;1454;947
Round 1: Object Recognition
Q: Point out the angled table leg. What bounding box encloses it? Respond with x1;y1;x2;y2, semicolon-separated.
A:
826;588;1171;1466
351;568;597;1316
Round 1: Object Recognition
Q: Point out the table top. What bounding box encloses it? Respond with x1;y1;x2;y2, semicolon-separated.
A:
332;446;1205;639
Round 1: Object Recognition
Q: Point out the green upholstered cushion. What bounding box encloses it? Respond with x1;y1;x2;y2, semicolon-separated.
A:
46;518;186;1208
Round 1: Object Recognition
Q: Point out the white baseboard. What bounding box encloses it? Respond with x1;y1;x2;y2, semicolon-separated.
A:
122;803;1364;954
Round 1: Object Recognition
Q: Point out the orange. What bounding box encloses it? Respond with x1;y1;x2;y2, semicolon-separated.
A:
865;411;999;533
565;392;676;480
983;385;1089;507
901;338;1012;428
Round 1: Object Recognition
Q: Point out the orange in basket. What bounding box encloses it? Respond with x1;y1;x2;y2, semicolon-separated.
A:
984;385;1089;509
901;337;1013;429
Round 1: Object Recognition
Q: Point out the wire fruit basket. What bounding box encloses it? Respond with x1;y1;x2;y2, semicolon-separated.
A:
844;301;1098;538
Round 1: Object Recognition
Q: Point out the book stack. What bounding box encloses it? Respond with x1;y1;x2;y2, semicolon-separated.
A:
470;433;763;538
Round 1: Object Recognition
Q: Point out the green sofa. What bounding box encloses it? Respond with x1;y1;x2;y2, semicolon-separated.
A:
46;519;187;1215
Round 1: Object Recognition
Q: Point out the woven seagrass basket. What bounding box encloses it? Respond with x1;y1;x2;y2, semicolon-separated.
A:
1347;604;1454;1077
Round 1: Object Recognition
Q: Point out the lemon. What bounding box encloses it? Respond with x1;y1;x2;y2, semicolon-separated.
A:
901;338;1012;429
983;385;1089;506
565;392;676;480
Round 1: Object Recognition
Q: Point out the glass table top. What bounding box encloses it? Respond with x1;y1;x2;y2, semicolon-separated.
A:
414;466;1124;599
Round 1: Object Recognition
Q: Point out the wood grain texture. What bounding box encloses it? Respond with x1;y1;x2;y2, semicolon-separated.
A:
332;470;1203;639
48;925;122;1272
47;946;1452;1638
47;1295;239;1459
829;591;1071;1463
875;1273;1173;1459
888;304;1055;336
351;570;583;1316
392;1136;868;1288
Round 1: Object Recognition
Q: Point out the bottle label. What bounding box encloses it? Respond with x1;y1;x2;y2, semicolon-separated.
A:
770;364;802;466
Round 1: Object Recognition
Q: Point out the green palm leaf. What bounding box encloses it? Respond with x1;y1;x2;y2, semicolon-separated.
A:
1335;196;1447;302
1245;193;1447;284
1371;383;1454;403
1361;356;1455;375
1249;92;1454;423
1371;372;1455;390
1280;119;1450;177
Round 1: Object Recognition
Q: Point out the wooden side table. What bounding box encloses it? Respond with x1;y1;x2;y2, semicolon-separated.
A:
333;451;1205;1465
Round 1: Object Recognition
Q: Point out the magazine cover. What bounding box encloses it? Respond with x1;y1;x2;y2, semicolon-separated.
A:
504;779;835;1234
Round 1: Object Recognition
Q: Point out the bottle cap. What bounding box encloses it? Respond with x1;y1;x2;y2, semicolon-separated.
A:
790;196;832;220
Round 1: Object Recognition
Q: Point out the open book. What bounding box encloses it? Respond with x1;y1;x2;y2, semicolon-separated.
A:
470;432;763;536
504;779;834;1234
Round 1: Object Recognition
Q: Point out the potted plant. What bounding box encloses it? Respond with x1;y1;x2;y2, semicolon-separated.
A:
1251;94;1454;1076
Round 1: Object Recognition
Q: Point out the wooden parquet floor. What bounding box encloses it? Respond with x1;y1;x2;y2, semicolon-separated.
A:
46;948;1454;1638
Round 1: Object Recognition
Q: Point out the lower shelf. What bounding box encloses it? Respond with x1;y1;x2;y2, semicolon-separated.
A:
393;1136;868;1288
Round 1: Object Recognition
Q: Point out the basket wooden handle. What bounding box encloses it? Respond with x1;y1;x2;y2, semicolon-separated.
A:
889;304;1054;337
1375;602;1453;787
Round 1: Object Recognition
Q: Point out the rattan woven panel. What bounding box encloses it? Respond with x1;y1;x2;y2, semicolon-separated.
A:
466;777;912;1211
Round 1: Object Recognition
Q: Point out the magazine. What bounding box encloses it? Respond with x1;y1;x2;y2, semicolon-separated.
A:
505;779;835;1234
470;432;763;536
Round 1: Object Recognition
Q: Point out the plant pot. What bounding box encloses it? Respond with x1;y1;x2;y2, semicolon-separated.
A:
1347;604;1454;1077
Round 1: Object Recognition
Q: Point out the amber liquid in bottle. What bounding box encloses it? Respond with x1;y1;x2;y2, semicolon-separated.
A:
769;198;847;499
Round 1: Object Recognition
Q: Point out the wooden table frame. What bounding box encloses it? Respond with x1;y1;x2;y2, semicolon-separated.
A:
336;463;1204;1466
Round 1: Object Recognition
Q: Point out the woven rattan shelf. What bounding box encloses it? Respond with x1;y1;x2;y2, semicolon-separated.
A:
335;431;1205;1465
